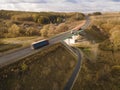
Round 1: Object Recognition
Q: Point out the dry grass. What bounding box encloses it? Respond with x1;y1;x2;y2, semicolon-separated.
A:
66;20;85;30
2;36;42;46
0;43;77;90
0;36;43;53
73;49;120;90
0;43;22;53
86;13;120;50
72;13;120;90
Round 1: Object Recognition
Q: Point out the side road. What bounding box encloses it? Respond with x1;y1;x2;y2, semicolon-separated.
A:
64;46;82;90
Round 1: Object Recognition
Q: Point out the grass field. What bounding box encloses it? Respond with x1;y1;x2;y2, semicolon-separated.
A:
0;43;77;90
72;13;120;90
73;49;120;90
0;36;43;53
0;20;84;53
0;43;22;52
84;13;120;50
0;17;85;53
1;36;42;45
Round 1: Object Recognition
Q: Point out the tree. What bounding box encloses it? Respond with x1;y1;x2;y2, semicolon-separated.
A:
0;10;12;19
56;23;68;33
11;14;33;21
32;14;39;22
37;16;50;24
8;24;20;37
57;17;63;23
47;24;56;36
40;25;49;37
111;65;120;77
25;27;39;36
75;13;85;20
93;12;102;15
0;27;8;38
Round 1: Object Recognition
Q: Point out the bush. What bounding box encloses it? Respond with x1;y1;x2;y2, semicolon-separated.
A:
0;44;22;52
56;23;68;33
93;12;102;15
99;39;113;51
37;16;50;24
8;24;20;37
25;27;39;36
40;25;49;37
47;24;56;36
21;63;28;71
111;65;120;77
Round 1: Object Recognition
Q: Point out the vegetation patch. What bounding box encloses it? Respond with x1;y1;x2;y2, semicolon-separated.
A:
0;10;85;38
0;43;77;90
0;10;85;52
73;49;120;90
72;13;120;90
0;43;22;53
88;13;120;51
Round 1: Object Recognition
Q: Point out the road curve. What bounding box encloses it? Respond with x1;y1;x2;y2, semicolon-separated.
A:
64;48;81;90
64;16;90;90
0;24;85;68
0;16;89;68
0;31;71;68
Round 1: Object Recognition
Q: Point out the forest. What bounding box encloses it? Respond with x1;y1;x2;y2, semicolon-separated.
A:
0;10;85;38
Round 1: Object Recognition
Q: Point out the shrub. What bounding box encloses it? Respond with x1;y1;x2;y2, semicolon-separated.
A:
0;44;22;52
99;39;113;51
40;25;49;37
111;65;120;77
8;24;20;37
56;23;68;33
93;12;102;15
21;63;28;71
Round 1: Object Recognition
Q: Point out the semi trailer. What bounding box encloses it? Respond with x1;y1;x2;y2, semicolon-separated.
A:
31;39;49;49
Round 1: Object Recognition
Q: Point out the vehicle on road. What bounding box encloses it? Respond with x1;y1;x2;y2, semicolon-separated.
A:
71;30;77;35
31;39;49;49
78;28;82;30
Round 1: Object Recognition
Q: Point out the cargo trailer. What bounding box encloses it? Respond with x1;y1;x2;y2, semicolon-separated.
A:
31;39;49;49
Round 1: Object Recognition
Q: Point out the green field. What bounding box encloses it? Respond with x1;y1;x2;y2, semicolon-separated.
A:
0;43;77;90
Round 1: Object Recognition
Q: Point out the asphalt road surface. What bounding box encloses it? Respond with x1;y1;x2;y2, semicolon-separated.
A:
0;16;90;68
64;16;90;90
64;47;81;90
0;30;71;67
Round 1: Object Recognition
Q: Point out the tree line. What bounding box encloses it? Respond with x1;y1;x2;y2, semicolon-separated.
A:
0;10;85;38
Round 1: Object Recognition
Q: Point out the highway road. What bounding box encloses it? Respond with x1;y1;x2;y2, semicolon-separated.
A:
0;20;87;68
0;15;90;89
0;15;90;67
0;30;71;67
